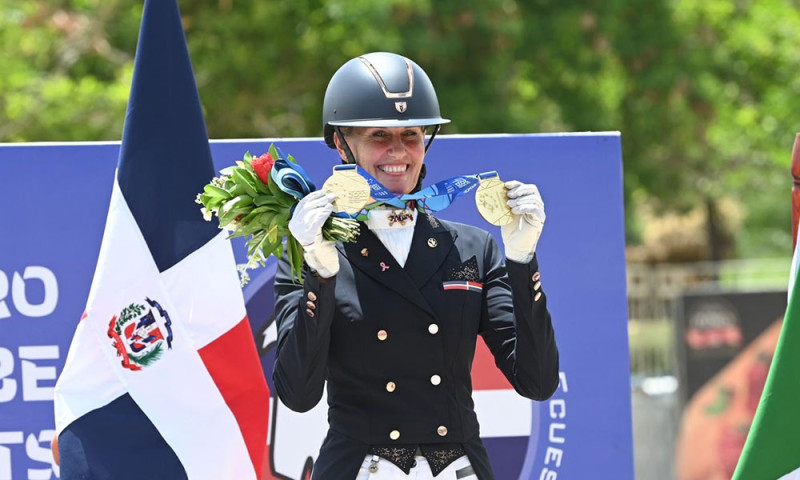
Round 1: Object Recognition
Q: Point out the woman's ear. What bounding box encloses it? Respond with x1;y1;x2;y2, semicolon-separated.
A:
332;131;348;163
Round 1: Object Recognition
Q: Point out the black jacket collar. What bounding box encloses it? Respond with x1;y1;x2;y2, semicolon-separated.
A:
338;213;456;317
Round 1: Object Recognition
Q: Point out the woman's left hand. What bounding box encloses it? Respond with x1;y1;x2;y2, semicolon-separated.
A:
501;180;546;263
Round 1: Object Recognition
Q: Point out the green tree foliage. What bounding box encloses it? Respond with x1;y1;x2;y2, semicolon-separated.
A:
3;0;800;257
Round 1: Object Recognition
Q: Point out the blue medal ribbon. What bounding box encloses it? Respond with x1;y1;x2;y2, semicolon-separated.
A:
330;165;494;219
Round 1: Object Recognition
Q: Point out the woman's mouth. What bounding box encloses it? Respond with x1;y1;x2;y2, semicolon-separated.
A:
378;164;408;175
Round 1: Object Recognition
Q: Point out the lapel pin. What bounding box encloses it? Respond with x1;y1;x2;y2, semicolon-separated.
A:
380;262;390;272
427;238;438;248
361;248;369;257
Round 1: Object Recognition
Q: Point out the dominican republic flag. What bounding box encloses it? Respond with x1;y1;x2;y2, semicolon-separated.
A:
732;239;800;480
53;1;270;479
442;281;483;293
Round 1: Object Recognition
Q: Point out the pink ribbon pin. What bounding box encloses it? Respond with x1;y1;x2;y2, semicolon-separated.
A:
380;262;390;272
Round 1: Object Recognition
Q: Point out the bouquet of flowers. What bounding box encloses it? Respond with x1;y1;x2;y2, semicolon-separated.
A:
196;144;360;285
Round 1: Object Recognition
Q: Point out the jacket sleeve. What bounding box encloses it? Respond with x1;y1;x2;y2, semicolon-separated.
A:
271;254;337;412
479;232;560;400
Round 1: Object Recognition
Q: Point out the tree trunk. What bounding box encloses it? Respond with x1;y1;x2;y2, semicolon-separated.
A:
706;196;723;263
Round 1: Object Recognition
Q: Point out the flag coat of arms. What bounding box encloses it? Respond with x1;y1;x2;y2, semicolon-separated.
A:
732;239;800;480
53;0;270;478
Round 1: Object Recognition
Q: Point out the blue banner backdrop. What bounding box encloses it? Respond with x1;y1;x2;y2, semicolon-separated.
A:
0;133;631;480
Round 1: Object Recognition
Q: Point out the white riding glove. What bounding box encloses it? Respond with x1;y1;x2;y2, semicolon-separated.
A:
288;190;340;278
501;180;546;264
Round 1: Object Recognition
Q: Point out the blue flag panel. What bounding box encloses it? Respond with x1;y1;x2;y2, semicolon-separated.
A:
116;0;218;273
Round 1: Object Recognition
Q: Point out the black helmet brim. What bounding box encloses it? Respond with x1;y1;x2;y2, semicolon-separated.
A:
328;118;450;128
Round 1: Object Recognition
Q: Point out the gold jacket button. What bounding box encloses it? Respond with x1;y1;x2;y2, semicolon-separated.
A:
532;272;541;282
427;238;438;248
305;309;315;318
533;281;541;291
377;330;388;341
437;426;448;437
428;324;439;335
306;300;316;310
307;291;317;301
534;292;543;302
386;381;396;392
430;375;441;386
390;430;401;440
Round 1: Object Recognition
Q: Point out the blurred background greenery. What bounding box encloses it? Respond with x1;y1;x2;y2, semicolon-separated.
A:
3;0;800;261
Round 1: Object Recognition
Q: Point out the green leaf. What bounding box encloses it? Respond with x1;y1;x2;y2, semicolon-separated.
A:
254;195;282;208
204;184;231;199
267;224;279;244
266;170;282;198
260;235;280;259
288;236;305;284
240;206;273;224
275;211;289;227
205;197;225;211
254;174;271;194
219;196;251;224
274;188;295;207
219;209;250;226
232;169;259;198
197;193;212;206
247;231;267;256
220;196;241;216
235;194;254;207
268;143;280;160
221;195;252;214
242;158;256;175
226;221;261;238
286;238;295;278
226;183;243;196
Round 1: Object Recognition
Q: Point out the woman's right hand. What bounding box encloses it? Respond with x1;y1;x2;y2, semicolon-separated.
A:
288;190;340;278
289;190;337;246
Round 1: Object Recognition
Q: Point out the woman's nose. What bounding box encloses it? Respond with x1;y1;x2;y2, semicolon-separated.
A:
387;135;406;155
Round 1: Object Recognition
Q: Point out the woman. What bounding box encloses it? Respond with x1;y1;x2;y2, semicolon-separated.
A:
272;52;559;480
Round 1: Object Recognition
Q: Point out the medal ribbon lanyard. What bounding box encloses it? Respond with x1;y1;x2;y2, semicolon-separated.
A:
330;164;492;218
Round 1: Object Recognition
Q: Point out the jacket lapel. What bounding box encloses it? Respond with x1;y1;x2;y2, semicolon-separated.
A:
338;222;436;317
403;213;457;288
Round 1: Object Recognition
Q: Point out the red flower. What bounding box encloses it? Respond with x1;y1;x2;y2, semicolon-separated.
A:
251;153;274;185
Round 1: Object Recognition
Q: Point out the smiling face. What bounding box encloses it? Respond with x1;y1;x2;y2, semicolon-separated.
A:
334;126;425;195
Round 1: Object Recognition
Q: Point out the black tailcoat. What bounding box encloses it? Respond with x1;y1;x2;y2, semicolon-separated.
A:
273;213;559;480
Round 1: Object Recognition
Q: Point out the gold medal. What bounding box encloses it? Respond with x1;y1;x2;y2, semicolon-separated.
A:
322;166;371;215
475;172;514;226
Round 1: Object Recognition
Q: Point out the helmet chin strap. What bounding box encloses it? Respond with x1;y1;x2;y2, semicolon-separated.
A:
334;125;437;194
412;164;426;194
424;125;441;153
334;126;357;165
414;125;438;193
